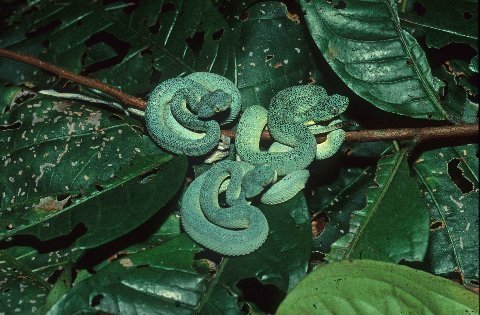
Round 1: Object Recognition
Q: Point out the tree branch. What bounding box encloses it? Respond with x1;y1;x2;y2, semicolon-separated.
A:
1;48;478;144
222;124;478;144
0;48;147;110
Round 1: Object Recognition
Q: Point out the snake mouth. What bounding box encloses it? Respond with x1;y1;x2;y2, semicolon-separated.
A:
333;120;358;129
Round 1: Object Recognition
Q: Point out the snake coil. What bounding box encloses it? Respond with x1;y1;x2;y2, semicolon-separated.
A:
145;72;241;156
147;75;349;255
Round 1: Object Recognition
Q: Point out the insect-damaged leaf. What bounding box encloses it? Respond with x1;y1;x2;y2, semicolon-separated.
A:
46;235;207;314
0;94;186;249
0;0;235;95
328;151;430;263
414;144;479;287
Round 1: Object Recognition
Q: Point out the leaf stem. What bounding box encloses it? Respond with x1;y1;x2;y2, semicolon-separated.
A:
1;48;478;144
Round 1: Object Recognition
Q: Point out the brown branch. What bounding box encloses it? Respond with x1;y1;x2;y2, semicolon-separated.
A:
1;48;478;143
0;48;147;110
222;124;479;144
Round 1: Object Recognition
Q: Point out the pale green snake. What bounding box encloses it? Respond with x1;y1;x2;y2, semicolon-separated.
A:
181;160;276;256
146;74;349;255
236;85;348;205
145;72;241;156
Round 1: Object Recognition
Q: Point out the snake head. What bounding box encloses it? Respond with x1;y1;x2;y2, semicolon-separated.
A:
197;90;232;118
242;165;277;199
316;94;349;120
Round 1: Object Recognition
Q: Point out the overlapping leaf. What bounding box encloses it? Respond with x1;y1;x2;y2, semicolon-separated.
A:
277;260;479;314
328;151;430;263
0;92;187;248
228;2;325;110
0;0;235;95
301;0;453;121
414;144;479;286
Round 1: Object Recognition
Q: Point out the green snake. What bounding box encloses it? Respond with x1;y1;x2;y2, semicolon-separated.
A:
180;160;276;256
146;75;349;255
145;72;241;156
236;85;348;205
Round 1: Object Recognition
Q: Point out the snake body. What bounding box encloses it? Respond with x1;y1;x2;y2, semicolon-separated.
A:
236;85;349;205
181;160;275;256
145;72;241;156
147;74;349;255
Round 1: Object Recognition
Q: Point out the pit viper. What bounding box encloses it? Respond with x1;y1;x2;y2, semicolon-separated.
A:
146;74;349;255
236;85;348;205
180;160;276;256
145;72;241;156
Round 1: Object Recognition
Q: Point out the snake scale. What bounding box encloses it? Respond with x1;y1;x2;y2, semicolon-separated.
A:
145;72;349;255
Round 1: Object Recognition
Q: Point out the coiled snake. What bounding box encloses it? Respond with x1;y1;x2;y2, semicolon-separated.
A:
146;73;349;255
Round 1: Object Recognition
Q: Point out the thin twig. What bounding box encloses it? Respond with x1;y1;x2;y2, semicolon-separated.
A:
1;48;478;143
0;48;147;110
222;124;479;144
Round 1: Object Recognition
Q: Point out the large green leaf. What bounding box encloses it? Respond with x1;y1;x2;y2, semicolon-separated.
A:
301;0;452;121
398;0;478;49
0;0;235;95
308;142;392;255
46;235;207;314
414;144;479;286
277;260;479;314
0;93;187;248
228;1;325;110
328;151;430;263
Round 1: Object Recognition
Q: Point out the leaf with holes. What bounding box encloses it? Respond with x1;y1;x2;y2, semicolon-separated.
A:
45;235;207;314
309;142;392;256
0;0;235;95
328;151;430;263
0;94;187;249
300;0;456;121
277;260;479;314
397;0;479;123
227;1;327;110
414;144;479;287
398;0;478;49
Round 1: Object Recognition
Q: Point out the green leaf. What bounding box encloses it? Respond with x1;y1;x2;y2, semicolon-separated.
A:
197;194;312;314
0;0;235;94
1;243;84;284
42;264;73;313
0;250;50;314
277;260;480;314
398;0;478;49
231;2;325;110
309;142;392;255
301;0;452;121
46;235;207;314
0;95;187;248
414;144;479;286
328;151;430;263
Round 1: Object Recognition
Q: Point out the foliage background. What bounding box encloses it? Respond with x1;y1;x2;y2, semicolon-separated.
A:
0;0;478;313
